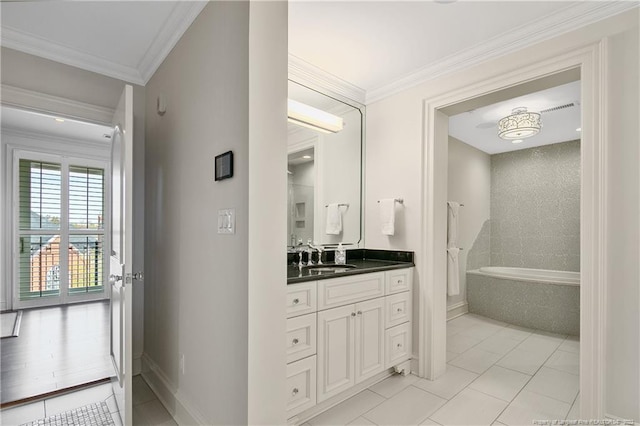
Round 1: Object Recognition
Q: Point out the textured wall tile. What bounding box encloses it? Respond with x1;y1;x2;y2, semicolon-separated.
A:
490;141;581;271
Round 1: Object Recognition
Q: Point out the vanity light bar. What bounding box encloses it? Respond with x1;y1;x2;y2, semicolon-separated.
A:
287;99;344;134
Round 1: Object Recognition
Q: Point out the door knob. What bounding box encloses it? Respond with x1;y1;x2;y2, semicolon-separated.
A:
109;274;122;285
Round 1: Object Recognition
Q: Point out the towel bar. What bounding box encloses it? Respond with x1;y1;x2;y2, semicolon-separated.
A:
325;203;349;208
377;198;404;204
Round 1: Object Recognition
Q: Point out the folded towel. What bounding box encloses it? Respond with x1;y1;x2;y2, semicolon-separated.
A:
447;201;460;248
379;198;396;236
325;203;342;235
447;248;460;296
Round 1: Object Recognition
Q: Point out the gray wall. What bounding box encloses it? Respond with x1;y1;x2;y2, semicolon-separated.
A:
144;2;287;424
490;140;580;271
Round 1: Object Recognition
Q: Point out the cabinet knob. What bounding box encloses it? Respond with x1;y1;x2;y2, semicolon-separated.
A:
397;343;402;348
357;311;362;315
396;307;403;313
293;298;300;305
351;312;356;317
292;388;299;396
292;338;299;345
396;279;403;284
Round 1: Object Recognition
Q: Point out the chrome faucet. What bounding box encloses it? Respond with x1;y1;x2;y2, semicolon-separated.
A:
307;243;324;265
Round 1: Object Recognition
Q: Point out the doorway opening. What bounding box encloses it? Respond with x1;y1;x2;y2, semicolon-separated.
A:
1;106;114;405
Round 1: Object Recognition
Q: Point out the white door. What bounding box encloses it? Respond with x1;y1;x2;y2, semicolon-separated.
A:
317;304;355;402
109;85;136;425
354;298;385;383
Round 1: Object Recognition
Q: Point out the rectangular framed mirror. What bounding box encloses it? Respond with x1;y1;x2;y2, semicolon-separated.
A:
287;80;364;248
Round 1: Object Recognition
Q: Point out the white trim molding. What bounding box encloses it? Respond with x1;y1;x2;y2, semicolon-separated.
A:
366;1;637;104
288;54;367;105
0;2;207;86
1;84;115;125
420;43;607;418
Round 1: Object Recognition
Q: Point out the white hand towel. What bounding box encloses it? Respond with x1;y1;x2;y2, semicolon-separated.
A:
379;199;396;236
447;248;460;296
325;203;342;235
447;201;460;248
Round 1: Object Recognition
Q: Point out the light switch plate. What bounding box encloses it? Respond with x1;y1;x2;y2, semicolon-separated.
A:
217;208;235;234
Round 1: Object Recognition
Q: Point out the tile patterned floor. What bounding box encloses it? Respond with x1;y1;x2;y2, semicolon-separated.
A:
305;313;580;426
0;376;176;426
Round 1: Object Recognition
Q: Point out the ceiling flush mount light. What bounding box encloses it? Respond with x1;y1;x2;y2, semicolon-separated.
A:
55;118;65;123
288;99;343;134
497;107;541;140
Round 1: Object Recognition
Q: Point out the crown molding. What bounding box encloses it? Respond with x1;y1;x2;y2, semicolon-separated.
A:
365;1;639;104
138;1;208;84
0;2;207;87
288;54;367;105
1;84;115;125
1;27;145;85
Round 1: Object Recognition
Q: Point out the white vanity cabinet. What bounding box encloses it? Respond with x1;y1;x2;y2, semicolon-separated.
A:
286;267;413;420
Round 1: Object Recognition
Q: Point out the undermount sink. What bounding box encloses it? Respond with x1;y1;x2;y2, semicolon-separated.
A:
305;264;357;272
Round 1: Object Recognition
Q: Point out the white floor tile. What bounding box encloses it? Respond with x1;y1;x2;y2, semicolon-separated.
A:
496;348;549;375
0;401;45;425
516;335;562;357
430;388;508;426
447;315;479;329
558;337;580;354
369;373;419;398
447;334;481;354
45;383;113;416
566;394;580;420
475;334;522;356
457;323;504;340
544;350;579;376
523;367;579;403
495;326;532;342
446;351;459;362
413;365;478;400
112;410;123;426
105;394;119;413
133;375;157;406
420;418;443;425
448;347;502;374
308;390;385;426
132;399;176;426
447;323;465;338
347;416;377;425
497;390;570;425
468;366;531;402
363;386;446;426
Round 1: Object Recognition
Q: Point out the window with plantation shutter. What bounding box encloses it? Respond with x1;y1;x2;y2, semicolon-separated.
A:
15;154;108;307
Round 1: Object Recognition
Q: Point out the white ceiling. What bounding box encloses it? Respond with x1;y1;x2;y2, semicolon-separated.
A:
1;106;113;144
449;81;581;155
0;1;207;85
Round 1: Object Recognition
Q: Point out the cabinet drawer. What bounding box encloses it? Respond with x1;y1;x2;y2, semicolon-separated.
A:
385;291;411;328
318;272;385;310
286;356;317;418
286;313;317;364
385;322;412;369
287;282;317;318
385;268;413;295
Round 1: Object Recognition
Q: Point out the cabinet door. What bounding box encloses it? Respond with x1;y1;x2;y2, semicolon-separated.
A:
354;298;385;384
286;313;317;364
385;322;412;369
317;273;385;310
286;356;317;418
385;268;413;295
317;304;355;402
286;281;317;318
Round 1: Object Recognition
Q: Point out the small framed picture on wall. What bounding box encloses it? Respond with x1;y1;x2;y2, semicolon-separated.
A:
215;151;234;181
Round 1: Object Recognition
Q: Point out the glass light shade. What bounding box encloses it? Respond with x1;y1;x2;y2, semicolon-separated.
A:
287;99;344;133
497;107;541;140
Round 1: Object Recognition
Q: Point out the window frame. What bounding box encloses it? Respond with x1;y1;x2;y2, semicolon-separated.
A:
11;149;111;309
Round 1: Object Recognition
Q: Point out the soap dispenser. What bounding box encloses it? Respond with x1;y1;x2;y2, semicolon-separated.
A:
335;243;346;265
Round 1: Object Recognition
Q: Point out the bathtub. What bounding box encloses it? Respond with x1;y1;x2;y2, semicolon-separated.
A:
466;267;580;336
472;266;580;286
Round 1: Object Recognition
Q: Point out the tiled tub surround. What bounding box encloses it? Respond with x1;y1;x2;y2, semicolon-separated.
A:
467;268;579;336
490;140;580;272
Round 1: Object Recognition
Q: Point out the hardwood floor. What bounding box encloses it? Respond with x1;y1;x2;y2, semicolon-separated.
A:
0;301;112;405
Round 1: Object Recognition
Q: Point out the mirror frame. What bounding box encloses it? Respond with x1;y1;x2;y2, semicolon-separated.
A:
287;79;365;249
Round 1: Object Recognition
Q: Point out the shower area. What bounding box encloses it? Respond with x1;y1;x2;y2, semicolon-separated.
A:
446;81;581;337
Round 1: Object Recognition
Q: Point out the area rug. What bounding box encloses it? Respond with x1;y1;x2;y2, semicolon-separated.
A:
20;401;115;426
1;311;22;338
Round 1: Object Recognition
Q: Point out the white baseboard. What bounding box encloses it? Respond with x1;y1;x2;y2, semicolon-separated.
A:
141;353;208;425
447;301;469;320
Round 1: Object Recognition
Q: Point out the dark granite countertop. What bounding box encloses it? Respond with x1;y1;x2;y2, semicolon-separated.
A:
287;249;414;284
